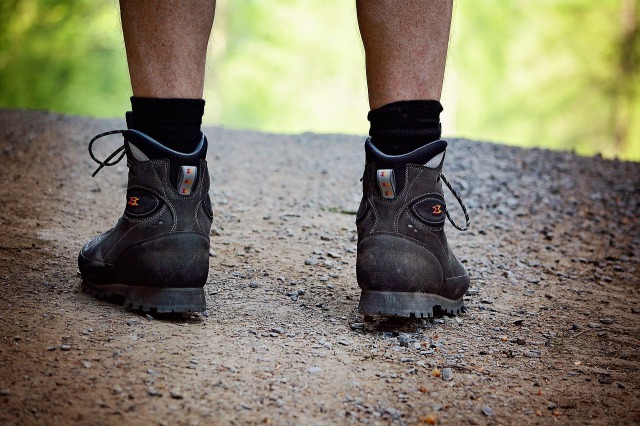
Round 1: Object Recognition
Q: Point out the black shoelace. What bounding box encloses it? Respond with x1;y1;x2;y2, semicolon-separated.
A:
88;130;127;177
440;174;470;231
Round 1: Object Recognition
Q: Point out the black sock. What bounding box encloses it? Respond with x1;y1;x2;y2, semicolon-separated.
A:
127;97;205;153
367;100;443;155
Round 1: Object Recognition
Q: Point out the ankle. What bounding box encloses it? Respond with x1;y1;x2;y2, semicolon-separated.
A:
127;97;205;153
367;100;443;155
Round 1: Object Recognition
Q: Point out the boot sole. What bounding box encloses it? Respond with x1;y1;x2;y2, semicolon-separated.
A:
358;290;464;318
83;281;206;313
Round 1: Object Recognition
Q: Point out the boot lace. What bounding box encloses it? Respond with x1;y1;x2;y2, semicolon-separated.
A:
440;174;470;231
88;130;127;177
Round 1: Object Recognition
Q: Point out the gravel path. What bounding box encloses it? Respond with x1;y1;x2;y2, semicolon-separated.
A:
1;110;639;425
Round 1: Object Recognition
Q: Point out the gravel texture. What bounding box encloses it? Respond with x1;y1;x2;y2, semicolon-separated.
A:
0;110;639;424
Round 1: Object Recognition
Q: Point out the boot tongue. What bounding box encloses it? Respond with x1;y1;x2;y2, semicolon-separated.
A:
123;129;207;193
365;138;447;194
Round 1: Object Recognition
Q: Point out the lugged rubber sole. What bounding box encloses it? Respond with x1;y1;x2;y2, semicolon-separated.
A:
358;290;464;318
83;281;206;313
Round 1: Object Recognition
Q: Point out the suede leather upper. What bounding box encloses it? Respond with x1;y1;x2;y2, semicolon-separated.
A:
356;139;469;300
79;133;212;289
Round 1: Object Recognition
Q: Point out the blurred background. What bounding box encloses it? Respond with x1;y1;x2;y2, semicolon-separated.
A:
1;0;638;160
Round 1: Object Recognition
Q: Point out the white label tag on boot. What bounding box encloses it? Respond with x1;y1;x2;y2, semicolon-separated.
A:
377;169;396;199
177;166;197;195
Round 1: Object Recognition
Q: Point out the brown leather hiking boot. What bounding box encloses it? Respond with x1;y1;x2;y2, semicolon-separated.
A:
356;138;470;317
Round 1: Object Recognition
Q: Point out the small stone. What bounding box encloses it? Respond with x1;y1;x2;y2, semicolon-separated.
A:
513;319;524;325
398;334;411;347
350;323;365;330
209;249;217;257
308;367;322;374
271;327;284;335
631;307;640;314
145;314;155;321
523;350;541;358
81;360;92;369
327;251;342;258
548;403;557;410
480;299;493;304
441;368;453;381
170;390;184;400
0;389;11;396
46;346;56;351
304;258;318;266
147;388;162;397
127;319;139;326
599;318;614;325
516;338;526;346
60;344;72;351
249;282;258;288
598;377;612;385
482;405;494;416
588;323;602;329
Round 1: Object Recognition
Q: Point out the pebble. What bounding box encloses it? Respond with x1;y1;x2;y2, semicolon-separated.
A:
60;344;72;351
588;323;602;329
398;334;411;347
249;282;259;288
482;405;494;416
631;307;640;314
46;346;56;351
81;360;92;369
599;318;614;324
127;319;139;326
147;388;162;397
304;258;318;266
308;367;322;374
0;389;11;396
523;350;541;358
441;368;453;381
350;323;364;330
271;327;284;334
516;338;526;345
170;390;184;400
327;251;341;258
146;314;155;321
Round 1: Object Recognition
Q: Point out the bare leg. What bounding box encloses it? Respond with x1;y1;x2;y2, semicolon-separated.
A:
120;0;216;99
356;0;452;109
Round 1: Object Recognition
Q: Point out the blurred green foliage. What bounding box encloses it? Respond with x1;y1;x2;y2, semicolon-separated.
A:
0;0;130;116
0;0;638;160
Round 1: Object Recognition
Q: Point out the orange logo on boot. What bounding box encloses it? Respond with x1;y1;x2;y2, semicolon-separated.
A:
127;196;139;207
432;204;442;215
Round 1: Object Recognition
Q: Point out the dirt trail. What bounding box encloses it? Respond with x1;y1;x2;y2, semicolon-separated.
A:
0;110;639;425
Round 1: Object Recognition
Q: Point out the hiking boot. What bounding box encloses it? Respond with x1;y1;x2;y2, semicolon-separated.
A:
356;138;470;317
78;129;213;313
